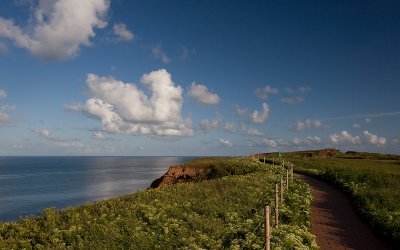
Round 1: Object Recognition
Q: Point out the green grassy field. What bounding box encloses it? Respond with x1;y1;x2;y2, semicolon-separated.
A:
288;155;400;248
0;157;317;249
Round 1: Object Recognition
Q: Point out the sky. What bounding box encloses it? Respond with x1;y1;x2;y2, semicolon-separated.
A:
0;0;399;156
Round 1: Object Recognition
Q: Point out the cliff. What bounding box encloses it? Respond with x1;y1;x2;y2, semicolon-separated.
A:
150;166;208;188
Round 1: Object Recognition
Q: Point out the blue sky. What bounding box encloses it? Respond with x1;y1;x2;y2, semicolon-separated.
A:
0;0;399;156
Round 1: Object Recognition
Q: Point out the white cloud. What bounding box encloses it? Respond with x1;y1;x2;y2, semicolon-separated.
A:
137;145;145;150
305;136;321;144
0;90;15;124
250;103;270;124
151;44;170;64
291;136;321;146
57;139;91;153
353;123;360;128
292;137;301;145
188;82;220;105
235;105;248;116
200;117;220;132
284;86;311;94
280;96;304;105
113;23;134;41
32;129;60;141
364;117;372;123
92;131;106;140
218;138;232;147
0;89;6;99
254;85;279;100
66;69;194;137
363;131;386;145
224;122;237;133
247;128;265;137
261;138;277;148
329;131;361;145
291;119;329;131
0;0;110;60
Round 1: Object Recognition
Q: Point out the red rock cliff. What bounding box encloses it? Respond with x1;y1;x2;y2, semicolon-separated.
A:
150;166;207;188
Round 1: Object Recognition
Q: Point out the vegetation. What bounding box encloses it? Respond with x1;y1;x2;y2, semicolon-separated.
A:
0;157;317;249
288;154;400;248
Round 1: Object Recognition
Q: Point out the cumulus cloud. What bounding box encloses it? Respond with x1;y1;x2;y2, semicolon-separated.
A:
235;105;248;116
363;131;386;145
329;131;361;145
200;117;221;132
113;23;134;41
92;131;106;140
218;138;232;147
250;103;270;124
151;44;170;64
188;82;220;105
66;69;194;137
280;96;304;105
247;128;265;137
224;122;237;133
364;117;372;123
0;0;110;60
353;123;360;129
291;119;329;131
254;85;279;100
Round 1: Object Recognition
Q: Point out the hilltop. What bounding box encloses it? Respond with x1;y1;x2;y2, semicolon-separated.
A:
253;148;400;160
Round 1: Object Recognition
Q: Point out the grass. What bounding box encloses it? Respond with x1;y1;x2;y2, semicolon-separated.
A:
289;156;400;248
0;157;317;249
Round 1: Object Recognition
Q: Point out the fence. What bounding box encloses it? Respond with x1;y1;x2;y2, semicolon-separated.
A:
250;155;294;250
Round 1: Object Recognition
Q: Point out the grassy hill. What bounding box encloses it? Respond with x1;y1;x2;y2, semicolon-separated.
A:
0;157;317;249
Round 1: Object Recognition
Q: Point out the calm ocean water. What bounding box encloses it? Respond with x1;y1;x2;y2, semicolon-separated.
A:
0;156;196;222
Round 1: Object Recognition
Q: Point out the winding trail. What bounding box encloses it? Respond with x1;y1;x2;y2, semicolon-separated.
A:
298;174;391;250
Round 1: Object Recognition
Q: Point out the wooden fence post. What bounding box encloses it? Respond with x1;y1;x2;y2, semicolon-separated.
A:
286;169;289;189
280;176;283;201
275;183;279;227
263;156;265;164
265;205;270;250
291;166;293;183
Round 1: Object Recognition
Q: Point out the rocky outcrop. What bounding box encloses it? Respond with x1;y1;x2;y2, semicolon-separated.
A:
150;166;208;188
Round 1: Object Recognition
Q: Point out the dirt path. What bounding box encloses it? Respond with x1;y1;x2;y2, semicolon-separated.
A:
298;174;391;250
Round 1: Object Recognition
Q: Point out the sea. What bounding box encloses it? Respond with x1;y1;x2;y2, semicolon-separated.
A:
0;156;196;222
